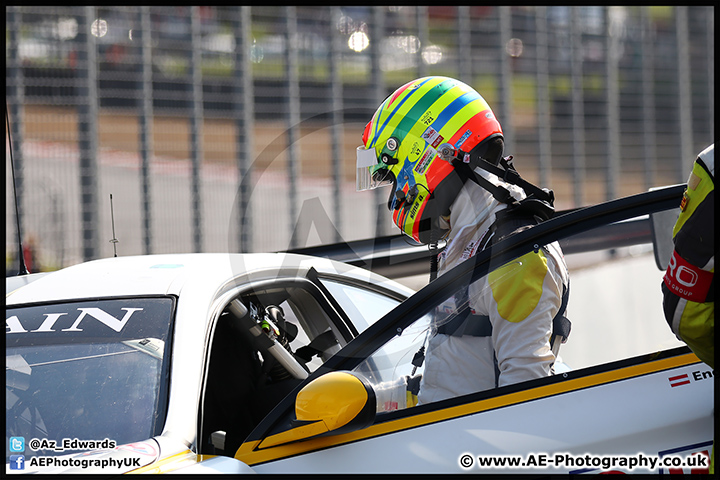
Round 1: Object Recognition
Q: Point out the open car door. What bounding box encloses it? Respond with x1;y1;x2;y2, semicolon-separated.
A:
234;185;713;474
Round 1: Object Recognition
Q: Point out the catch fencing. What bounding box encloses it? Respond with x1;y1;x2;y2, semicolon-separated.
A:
5;6;714;272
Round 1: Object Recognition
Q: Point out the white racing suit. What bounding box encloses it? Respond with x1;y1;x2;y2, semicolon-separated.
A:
417;168;570;404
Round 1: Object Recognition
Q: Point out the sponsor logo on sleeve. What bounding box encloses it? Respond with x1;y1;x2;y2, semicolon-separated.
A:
663;250;713;302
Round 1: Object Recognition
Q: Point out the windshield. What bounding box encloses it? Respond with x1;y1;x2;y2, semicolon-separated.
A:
6;297;174;462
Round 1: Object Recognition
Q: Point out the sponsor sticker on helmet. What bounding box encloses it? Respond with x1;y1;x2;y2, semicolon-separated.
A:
410;141;422;159
420;111;435;125
422;126;444;148
455;129;473;149
414;147;437;175
409;193;425;219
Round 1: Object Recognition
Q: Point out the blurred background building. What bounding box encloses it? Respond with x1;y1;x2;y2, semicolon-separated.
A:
5;6;714;273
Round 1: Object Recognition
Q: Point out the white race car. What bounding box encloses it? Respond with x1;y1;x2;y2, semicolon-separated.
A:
6;185;713;474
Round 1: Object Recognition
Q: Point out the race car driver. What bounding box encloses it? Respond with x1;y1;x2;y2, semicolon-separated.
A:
357;76;570;403
661;143;714;474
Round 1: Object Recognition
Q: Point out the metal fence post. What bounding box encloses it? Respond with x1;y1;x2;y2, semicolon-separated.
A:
235;6;254;253
371;6;388;238
570;6;586;207
285;6;301;249
7;6;26;270
189;6;204;253
416;6;428;78
330;6;344;243
78;6;100;261
606;7;621;201
640;6;657;190
675;6;693;177
708;10;714;139
498;6;513;154
535;6;552;189
457;6;471;84
138;6;154;255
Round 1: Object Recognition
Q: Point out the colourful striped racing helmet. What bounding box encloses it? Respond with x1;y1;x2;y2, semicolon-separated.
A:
357;76;503;244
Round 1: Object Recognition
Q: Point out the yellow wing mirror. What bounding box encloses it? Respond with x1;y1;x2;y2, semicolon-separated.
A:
258;371;376;448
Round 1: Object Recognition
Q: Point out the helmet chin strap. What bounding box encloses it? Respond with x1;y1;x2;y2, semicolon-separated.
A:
438;142;554;208
427;145;558;282
453;160;518;205
439;145;556;224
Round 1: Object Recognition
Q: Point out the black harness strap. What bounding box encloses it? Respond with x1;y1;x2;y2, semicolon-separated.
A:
451;153;555;209
423;153;570;388
435;212;571;343
453;160;518;206
436;284;570;344
436;311;492;337
433;148;568;339
452;151;555;203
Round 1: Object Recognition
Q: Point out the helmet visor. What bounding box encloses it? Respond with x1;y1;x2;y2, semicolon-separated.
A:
356;146;394;191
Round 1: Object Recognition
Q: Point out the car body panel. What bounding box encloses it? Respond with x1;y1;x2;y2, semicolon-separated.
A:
6;253;412;303
240;352;712;474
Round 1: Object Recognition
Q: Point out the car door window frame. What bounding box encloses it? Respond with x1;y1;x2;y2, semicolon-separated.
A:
199;275;392;454
310;269;408;337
